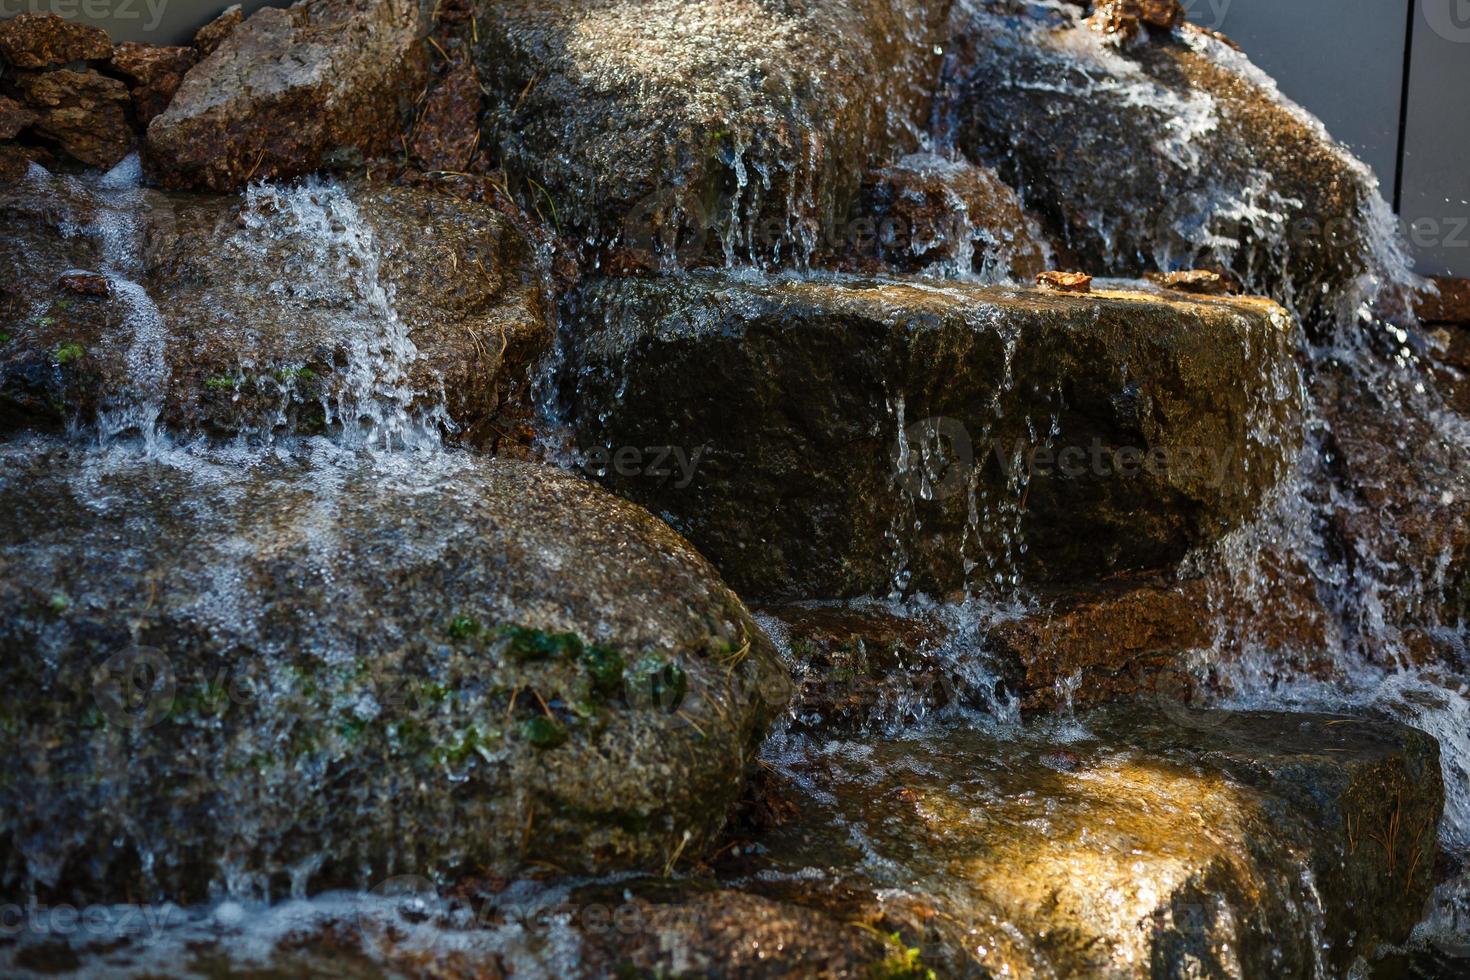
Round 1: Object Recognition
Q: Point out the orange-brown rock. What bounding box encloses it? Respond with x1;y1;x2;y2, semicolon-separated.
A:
110;43;198;125
411;62;481;173
1418;276;1470;326
1088;0;1185;39
0;95;37;140
0;13;111;69
1145;268;1240;295
146;0;427;190
193;4;244;58
15;69;133;169
1036;270;1092;293
987;576;1209;712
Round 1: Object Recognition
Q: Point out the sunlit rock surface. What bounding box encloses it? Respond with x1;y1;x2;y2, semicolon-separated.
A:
145;0;426;190
0;436;789;903
476;0;952;266
748;708;1443;978
566;270;1304;599
0;167;552;449
941;0;1415;331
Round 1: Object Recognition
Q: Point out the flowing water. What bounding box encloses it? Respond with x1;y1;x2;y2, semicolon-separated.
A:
2;5;1469;976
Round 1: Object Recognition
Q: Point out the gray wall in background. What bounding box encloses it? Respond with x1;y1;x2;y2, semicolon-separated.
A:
1402;0;1470;278
6;0;1467;275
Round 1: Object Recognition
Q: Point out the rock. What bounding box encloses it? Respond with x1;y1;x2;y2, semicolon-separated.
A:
0;95;37;140
0;172;553;449
0;143;31;182
192;3;244;57
146;0;427;190
1146;268;1239;295
476;0;950;266
846;151;1052;280
1036;269;1093;292
110;42;199;124
565;271;1304;599
56;271;109;297
746;708;1443;977
15;69;133;169
1419;277;1470;326
0;436;789;903
0;13;111;69
944;1;1409;333
411;61;481;173
1088;0;1185;40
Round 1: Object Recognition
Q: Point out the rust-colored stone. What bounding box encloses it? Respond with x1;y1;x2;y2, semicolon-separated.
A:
147;0;427;191
193;4;244;58
1036;270;1093;293
111;43;199;125
411;62;481;173
0;96;38;141
1088;0;1185;39
1145;268;1241;295
0;13;111;69
1417;276;1470;325
58;271;110;297
16;69;133;169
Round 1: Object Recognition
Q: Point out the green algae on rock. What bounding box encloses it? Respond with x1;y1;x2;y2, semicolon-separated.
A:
0;437;790;903
566;270;1304;599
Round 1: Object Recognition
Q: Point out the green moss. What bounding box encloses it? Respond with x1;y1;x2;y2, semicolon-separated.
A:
54;342;84;365
440;724;495;766
0;332;10;345
867;933;935;980
522;715;568;749
276;366;317;384
582;645;625;699
448;614;482;640
204;375;241;391
502;625;584;662
48;592;70;615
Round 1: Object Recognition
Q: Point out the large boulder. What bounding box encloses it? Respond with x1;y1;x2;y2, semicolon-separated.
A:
12;68;134;169
747;708;1444;978
942;0;1416;331
476;0;952;266
145;0;427;190
564;271;1304;599
0;435;790;904
0;168;552;449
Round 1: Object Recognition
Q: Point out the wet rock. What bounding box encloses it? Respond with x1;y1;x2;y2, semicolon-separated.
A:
193;3;244;57
1146;268;1238;295
988;576;1210;711
476;0;950;266
146;0;428;191
1036;269;1093;292
411;61;481;173
0;143;30;182
0;95;37;140
848;151;1051;280
1088;0;1185;41
15;69;133;169
110;42;198;125
1419;277;1470;326
752;708;1443;977
0;13;111;69
0;436;789;903
757;603;960;733
945;1;1407;333
0;172;553;448
565;271;1303;599
56;270;109;297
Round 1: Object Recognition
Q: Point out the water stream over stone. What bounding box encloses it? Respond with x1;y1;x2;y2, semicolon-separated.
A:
1;0;1467;976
